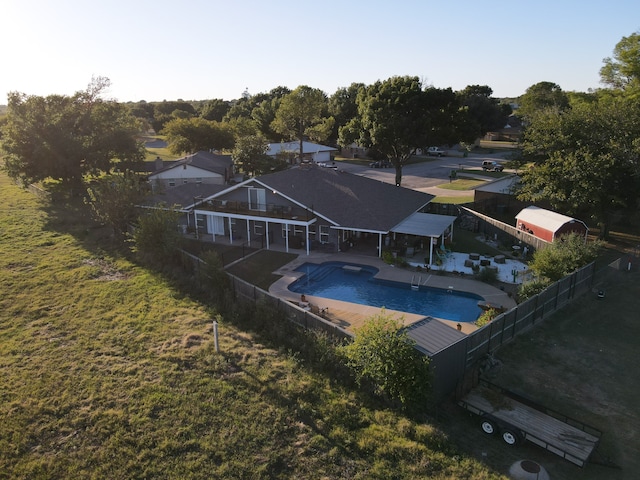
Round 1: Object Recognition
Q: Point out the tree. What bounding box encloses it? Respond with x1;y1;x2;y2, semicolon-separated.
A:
518;96;640;237
517;81;569;121
85;170;149;235
132;206;182;263
161;117;234;155
528;233;601;282
232;134;281;176
340;76;460;186
456;85;512;140
271;86;334;160
199;98;231;122
339;311;432;408
600;31;640;92
1;77;144;192
328;83;365;144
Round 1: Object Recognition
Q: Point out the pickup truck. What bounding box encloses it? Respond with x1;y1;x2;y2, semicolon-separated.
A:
426;147;446;157
482;160;504;172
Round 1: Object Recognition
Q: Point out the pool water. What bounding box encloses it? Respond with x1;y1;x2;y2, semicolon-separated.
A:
288;262;483;322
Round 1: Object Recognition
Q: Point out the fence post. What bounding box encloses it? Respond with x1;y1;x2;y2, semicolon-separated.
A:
212;320;219;353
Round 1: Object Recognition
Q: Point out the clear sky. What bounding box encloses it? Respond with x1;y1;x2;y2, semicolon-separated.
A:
2;0;639;104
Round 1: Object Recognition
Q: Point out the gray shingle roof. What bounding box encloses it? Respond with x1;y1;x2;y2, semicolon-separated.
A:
255;165;433;232
150;151;232;177
140;183;228;210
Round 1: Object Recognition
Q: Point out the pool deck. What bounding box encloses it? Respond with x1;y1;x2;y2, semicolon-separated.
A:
269;251;517;335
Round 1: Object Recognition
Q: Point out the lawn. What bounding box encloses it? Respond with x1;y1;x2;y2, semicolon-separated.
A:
0;172;504;479
463;265;640;480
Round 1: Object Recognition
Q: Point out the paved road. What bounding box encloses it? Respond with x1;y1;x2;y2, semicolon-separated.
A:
337;152;513;197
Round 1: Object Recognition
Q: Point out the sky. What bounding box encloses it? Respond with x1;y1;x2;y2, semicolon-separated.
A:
2;0;639;104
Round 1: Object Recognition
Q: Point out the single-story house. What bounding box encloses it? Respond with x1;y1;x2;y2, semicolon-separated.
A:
148;151;234;188
170;164;457;264
266;141;338;164
515;206;588;243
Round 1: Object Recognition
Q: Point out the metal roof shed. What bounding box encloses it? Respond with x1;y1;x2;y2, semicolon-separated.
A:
515;206;588;243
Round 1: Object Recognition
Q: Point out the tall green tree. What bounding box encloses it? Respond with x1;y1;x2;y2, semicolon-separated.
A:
199;98;231;122
517;81;570;121
162;117;234;155
340;76;460;186
1;77;144;191
328;83;365;144
339;311;432;409
600;31;640;93
518;96;640;237
456;85;512;139
232;134;284;176
271;86;334;160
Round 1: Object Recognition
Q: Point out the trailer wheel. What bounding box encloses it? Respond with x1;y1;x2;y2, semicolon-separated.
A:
480;419;496;435
501;429;520;446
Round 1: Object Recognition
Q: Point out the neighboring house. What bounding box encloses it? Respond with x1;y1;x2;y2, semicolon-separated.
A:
266;141;338;164
515;206;588;243
176;164;457;264
148;151;233;188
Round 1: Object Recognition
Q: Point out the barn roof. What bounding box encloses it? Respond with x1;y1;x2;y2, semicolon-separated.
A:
515;206;587;234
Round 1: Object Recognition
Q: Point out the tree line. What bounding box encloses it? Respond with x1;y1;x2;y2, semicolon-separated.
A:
1;31;640;237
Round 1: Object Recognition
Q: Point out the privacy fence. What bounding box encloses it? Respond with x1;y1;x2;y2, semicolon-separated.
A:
182;246;602;402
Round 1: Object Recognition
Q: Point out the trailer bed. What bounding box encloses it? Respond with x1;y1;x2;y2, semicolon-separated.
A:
459;381;601;467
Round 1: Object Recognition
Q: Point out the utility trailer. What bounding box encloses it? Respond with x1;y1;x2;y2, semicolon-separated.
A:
458;379;601;467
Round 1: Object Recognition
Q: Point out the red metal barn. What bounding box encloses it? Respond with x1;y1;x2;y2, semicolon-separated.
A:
515;206;588;243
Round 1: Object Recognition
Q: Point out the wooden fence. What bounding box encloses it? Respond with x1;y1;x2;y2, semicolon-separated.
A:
461;206;550;252
429;261;596;399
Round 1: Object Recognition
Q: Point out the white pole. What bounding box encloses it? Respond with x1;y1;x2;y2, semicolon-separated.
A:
213;320;219;353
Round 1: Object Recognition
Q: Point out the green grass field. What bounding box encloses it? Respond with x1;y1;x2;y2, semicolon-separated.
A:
0;173;505;478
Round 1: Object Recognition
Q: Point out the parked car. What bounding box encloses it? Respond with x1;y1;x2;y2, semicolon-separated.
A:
426;147;446;157
369;160;392;168
482;160;504;172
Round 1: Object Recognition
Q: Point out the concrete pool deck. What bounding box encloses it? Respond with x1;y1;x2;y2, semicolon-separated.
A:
269;251;518;335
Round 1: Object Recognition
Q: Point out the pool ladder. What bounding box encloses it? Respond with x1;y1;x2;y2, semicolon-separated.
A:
411;275;422;290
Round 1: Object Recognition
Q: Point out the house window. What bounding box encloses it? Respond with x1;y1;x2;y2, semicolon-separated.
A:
168;179;176;187
254;222;264;236
319;225;329;243
196;178;202;184
183;179;188;184
248;188;266;211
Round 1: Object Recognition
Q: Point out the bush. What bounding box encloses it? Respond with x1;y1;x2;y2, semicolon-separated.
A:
476;266;498;283
517;279;552;301
475;308;499;327
339;311;432;409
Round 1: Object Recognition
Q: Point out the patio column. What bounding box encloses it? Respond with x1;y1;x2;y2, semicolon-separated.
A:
284;222;290;252
378;233;383;257
228;217;233;244
429;238;434;266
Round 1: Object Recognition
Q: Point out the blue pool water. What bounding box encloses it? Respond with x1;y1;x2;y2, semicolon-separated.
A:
288;262;483;322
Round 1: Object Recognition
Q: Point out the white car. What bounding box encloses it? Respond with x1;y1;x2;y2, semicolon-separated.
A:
426;147;446;157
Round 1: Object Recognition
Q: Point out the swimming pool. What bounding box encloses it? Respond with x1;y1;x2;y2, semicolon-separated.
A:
288;262;483;322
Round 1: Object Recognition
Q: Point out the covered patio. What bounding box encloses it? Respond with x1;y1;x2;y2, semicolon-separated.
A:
391;212;458;266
